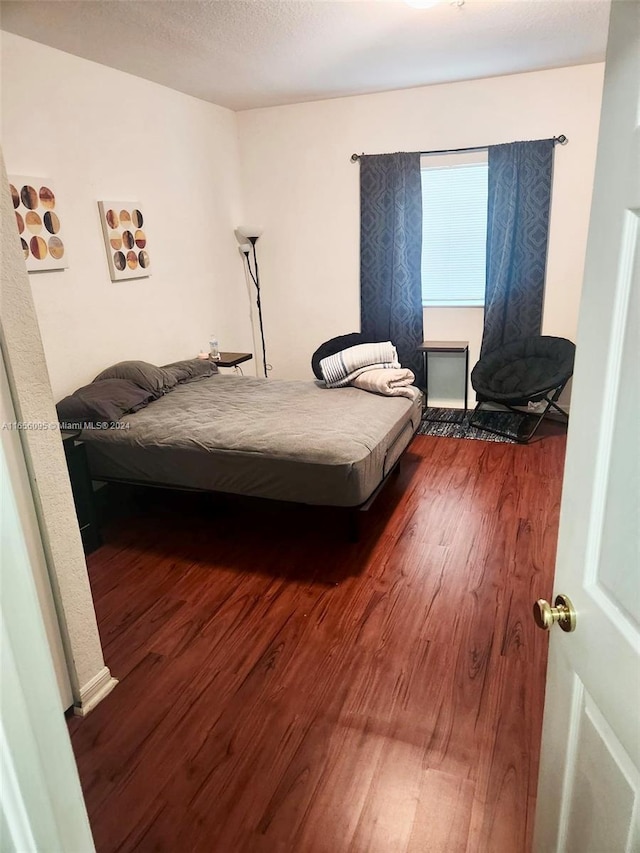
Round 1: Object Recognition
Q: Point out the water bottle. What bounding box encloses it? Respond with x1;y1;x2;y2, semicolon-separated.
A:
209;335;220;360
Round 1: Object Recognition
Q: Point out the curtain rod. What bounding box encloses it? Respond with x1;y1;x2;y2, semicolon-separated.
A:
350;134;568;162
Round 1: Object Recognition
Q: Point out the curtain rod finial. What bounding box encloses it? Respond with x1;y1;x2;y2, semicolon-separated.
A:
351;153;360;162
556;134;568;145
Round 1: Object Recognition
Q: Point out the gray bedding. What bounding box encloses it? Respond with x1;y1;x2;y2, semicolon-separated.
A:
81;374;422;507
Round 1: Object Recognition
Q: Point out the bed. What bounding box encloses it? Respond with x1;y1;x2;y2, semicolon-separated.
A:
79;374;422;509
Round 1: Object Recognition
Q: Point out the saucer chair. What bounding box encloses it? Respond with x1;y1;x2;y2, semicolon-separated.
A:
469;335;576;443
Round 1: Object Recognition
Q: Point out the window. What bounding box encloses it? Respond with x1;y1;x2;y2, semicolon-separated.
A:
420;153;488;307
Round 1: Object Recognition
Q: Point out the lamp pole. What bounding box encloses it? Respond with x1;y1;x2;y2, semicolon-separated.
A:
238;229;268;378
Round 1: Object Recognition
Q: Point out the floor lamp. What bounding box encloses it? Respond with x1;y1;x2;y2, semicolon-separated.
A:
237;226;269;379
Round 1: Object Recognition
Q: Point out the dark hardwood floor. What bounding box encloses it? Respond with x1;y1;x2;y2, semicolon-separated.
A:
68;428;567;853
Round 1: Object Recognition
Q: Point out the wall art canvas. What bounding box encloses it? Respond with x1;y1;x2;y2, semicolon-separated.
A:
98;200;150;281
9;175;68;272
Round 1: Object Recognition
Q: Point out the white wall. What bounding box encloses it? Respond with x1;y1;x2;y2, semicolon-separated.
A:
237;63;605;406
1;32;255;400
1;150;116;713
0;37;605;404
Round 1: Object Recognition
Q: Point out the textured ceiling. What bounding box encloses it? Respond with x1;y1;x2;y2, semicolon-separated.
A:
0;0;610;111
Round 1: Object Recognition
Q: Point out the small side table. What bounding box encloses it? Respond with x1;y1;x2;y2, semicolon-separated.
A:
417;340;469;420
214;352;253;374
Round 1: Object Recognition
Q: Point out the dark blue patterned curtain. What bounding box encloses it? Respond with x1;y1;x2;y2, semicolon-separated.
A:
481;139;554;357
360;153;424;385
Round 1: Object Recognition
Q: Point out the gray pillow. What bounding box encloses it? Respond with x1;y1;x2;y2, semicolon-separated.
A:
161;358;218;385
93;360;175;397
57;379;154;428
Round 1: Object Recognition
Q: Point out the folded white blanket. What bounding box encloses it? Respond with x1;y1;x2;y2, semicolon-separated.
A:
320;341;399;388
351;368;421;401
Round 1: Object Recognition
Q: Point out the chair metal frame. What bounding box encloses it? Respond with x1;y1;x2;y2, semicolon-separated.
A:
468;379;570;444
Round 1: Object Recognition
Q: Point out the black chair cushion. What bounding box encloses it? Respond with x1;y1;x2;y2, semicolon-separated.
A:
311;332;374;379
471;336;575;405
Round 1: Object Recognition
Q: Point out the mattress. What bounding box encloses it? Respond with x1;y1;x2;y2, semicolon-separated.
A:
81;374;422;507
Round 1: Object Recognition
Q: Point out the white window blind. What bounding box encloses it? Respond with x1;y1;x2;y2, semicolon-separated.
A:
421;159;488;307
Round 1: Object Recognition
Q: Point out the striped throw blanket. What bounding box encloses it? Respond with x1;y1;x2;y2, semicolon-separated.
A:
320;342;400;388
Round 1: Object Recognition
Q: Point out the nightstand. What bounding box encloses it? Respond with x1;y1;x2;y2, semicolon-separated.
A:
61;431;102;554
417;340;469;421
214;352;253;373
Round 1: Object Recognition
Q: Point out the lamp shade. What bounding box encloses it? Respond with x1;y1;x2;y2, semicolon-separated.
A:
238;243;252;255
237;225;263;241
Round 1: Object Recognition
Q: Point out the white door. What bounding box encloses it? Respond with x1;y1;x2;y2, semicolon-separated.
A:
1;398;95;851
533;2;640;851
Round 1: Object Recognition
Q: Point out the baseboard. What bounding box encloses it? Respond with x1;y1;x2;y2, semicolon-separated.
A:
426;398;465;410
545;407;570;421
73;666;118;717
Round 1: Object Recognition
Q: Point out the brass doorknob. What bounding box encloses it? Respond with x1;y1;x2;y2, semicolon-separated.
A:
533;594;576;632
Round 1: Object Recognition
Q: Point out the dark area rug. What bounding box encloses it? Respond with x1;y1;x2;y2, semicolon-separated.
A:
418;407;537;443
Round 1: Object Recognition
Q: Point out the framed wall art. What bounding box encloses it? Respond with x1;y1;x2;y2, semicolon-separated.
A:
98;200;150;281
9;176;68;272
